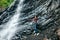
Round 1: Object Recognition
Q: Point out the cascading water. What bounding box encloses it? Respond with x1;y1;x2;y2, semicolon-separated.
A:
0;0;24;40
0;0;60;40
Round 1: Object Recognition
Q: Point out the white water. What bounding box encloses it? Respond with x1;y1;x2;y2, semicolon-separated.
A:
0;0;24;40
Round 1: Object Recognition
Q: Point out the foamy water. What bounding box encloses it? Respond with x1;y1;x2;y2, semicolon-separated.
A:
0;0;24;40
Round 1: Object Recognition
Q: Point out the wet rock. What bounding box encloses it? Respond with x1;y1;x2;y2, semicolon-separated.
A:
0;0;60;40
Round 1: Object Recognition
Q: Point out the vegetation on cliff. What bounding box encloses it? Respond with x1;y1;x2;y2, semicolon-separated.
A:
0;0;14;8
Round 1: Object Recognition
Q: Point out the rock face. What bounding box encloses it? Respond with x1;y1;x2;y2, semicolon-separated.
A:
0;0;60;40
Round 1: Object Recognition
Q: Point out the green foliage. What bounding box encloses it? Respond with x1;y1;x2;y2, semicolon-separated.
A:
0;0;14;8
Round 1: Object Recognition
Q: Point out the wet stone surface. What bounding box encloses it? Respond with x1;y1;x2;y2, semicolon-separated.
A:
0;0;60;40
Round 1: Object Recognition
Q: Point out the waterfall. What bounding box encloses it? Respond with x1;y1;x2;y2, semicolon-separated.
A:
0;0;24;40
0;0;60;40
